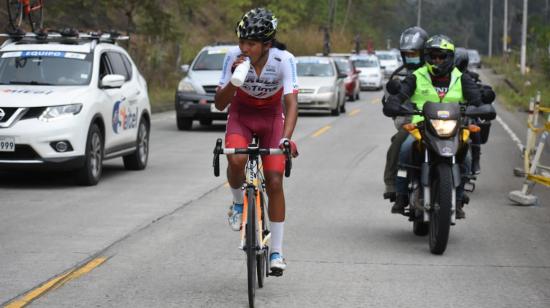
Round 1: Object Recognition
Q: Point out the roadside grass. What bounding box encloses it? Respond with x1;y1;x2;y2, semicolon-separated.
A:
148;85;176;113
484;55;550;111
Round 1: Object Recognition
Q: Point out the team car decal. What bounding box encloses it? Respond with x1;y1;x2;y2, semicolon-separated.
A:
1;88;54;95
1;51;87;60
112;99;138;134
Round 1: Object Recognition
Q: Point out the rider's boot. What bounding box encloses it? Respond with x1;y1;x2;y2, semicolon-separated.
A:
270;252;286;276
471;145;481;175
391;194;408;214
456;195;468;219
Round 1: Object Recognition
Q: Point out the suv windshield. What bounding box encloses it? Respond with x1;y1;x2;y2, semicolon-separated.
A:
353;59;378;68
0;51;93;86
192;50;227;71
376;53;395;60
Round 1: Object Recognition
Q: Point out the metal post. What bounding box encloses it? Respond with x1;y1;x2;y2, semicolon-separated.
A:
520;0;528;75
417;0;422;27
503;0;508;53
489;0;494;57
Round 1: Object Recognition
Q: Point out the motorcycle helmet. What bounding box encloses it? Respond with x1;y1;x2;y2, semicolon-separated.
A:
399;26;428;70
424;34;455;77
235;8;278;42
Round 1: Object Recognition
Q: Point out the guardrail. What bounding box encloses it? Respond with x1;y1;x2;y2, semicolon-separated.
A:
510;91;550;205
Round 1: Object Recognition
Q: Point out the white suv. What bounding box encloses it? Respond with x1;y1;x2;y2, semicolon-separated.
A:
175;43;236;130
0;31;151;185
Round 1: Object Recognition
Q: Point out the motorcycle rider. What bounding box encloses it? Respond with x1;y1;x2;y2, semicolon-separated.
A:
382;26;428;206
384;35;483;219
454;48;496;175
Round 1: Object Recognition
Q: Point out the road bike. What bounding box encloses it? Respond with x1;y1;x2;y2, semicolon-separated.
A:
6;0;43;32
213;136;291;308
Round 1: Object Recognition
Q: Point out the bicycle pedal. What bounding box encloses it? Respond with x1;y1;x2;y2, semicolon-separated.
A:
269;269;283;277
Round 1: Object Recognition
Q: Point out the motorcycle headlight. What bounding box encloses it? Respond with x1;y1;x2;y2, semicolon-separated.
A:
177;80;196;93
39;104;83;122
318;86;334;93
430;119;457;137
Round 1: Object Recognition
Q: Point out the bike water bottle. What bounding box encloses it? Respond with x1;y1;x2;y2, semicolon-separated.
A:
230;58;250;87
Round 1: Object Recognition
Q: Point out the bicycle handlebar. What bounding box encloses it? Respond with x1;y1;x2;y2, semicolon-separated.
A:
212;138;292;177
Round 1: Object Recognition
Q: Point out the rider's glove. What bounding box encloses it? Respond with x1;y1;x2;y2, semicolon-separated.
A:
279;138;299;158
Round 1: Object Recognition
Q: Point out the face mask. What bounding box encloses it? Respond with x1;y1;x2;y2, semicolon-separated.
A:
405;56;421;64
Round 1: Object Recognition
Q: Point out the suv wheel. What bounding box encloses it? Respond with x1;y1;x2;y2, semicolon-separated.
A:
76;124;103;186
177;117;193;130
123;118;149;170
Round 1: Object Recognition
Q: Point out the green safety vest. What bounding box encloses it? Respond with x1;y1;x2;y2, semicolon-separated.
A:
410;66;464;123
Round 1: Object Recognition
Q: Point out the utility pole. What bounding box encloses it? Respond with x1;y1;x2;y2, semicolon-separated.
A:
488;0;493;57
417;0;422;27
521;0;528;75
503;0;508;53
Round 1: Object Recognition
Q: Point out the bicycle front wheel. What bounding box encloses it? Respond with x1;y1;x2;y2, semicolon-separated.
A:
245;187;257;308
7;0;24;30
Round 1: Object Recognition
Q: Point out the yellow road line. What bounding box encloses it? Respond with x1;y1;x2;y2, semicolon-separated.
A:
370;99;380;104
312;125;331;137
5;257;107;308
349;109;361;117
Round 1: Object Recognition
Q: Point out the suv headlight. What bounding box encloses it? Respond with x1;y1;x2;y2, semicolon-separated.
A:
178;80;196;93
39;104;83;122
318;86;334;93
430;119;457;137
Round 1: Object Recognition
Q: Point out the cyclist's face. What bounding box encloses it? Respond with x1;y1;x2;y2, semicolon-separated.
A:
239;39;270;62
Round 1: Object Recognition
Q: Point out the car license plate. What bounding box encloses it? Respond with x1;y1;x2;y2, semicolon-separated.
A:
298;95;312;103
210;104;227;113
0;136;15;152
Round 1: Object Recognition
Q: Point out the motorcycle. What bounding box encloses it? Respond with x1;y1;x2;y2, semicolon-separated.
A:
387;81;496;254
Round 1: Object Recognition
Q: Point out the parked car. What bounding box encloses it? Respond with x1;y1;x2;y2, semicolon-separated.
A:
467;49;482;68
332;57;360;101
0;31;152;185
175;43;236;130
350;54;384;90
295;56;347;116
375;50;400;77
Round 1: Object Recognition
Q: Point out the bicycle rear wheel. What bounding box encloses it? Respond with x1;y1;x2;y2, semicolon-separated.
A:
27;0;43;32
245;188;257;308
7;0;24;30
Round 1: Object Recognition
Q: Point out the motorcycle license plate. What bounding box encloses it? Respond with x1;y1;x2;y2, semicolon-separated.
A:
0;136;15;152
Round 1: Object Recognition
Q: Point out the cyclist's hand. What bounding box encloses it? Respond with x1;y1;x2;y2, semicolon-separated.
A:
279;138;299;158
231;55;248;73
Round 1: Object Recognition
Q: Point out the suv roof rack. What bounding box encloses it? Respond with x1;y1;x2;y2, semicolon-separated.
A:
0;29;129;50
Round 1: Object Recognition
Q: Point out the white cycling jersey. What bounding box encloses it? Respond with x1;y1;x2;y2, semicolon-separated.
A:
219;46;298;108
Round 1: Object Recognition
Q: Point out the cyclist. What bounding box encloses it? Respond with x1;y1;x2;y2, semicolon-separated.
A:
382;26;428;207
384;35;483;218
214;7;299;274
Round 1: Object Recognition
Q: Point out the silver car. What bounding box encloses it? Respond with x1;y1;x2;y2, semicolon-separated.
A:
296;56;347;116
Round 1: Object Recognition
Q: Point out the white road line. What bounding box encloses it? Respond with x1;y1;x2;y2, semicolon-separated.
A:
496;115;524;152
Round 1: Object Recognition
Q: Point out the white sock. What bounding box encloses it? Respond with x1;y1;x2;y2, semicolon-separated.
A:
231;187;244;204
270;222;284;255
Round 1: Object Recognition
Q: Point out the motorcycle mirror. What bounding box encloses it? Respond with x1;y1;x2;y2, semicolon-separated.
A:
386;79;402;95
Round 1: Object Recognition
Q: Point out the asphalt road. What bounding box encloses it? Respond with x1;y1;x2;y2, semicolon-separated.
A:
1;88;549;307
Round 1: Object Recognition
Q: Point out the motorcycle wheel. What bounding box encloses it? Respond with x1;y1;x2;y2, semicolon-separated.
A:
428;163;452;255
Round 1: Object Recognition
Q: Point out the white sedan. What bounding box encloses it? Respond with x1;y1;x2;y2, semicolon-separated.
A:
351;55;384;91
296;56;347;116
